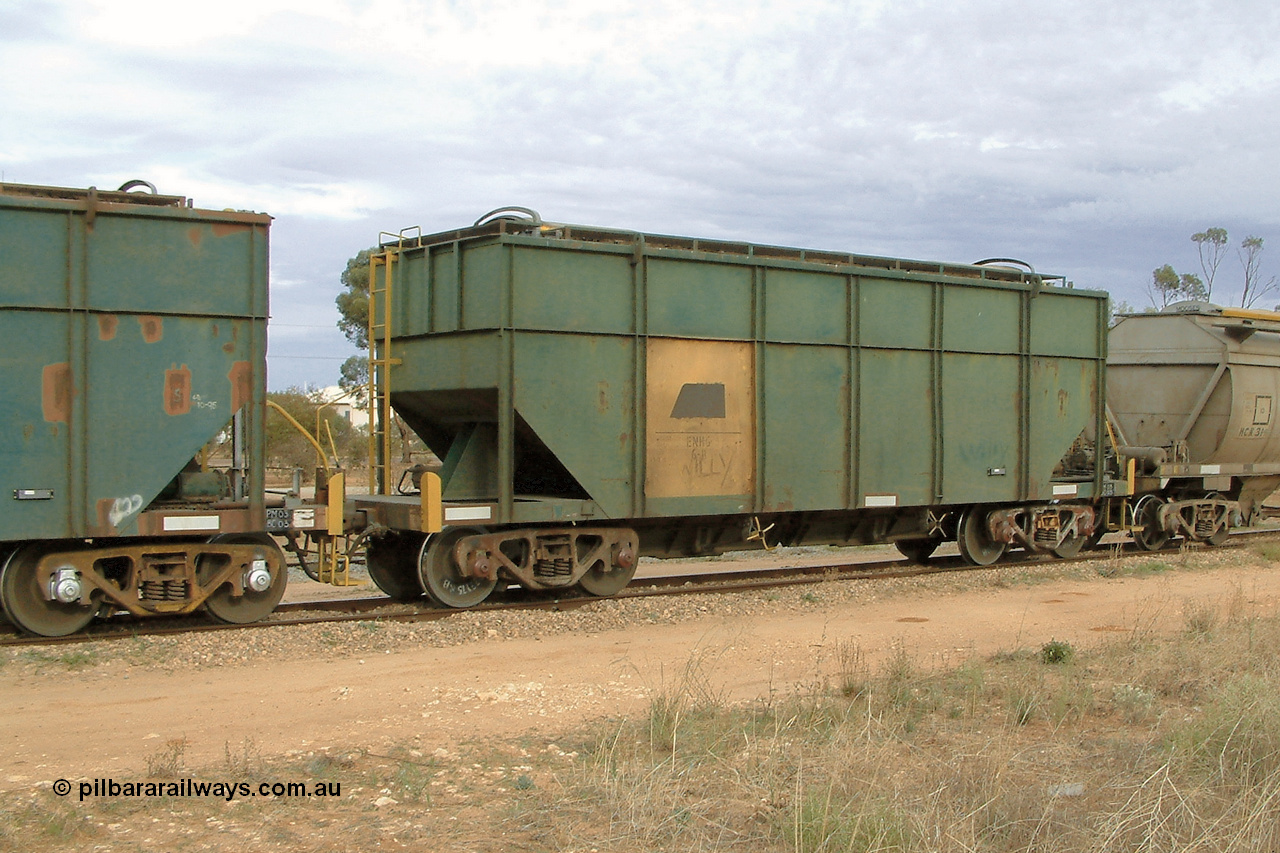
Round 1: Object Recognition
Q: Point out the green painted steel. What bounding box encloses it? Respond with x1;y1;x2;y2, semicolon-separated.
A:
383;220;1107;525
0;184;269;542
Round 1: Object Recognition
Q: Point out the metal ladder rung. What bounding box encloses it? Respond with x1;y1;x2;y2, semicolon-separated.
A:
367;238;411;497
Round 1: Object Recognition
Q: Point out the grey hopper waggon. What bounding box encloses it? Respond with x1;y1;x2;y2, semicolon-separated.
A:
1107;301;1280;549
352;207;1140;606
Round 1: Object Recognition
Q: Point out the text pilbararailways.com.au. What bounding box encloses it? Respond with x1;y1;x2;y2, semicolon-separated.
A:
52;778;341;802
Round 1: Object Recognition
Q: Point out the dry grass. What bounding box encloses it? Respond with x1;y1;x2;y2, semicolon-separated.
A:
502;593;1280;852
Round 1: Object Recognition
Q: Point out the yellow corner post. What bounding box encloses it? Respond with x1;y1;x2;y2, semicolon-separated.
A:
421;471;442;534
328;471;345;536
317;472;358;586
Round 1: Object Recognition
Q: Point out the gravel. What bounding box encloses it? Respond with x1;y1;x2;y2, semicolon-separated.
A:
1;543;1245;678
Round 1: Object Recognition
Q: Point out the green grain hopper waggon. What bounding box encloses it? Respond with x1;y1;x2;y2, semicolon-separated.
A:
0;182;292;636
356;208;1119;606
4;185;1261;636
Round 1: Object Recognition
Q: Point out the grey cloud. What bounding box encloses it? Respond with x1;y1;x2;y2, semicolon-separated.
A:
0;1;66;42
10;0;1280;387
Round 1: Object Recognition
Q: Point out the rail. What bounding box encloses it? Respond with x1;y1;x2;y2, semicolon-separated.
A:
6;528;1278;648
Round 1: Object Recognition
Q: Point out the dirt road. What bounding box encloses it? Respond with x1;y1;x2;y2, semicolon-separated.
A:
4;548;1277;789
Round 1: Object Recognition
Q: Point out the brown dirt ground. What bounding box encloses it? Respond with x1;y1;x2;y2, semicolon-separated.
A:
5;550;1280;783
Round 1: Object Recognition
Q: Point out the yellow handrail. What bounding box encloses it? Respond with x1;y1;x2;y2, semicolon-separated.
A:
266;400;331;479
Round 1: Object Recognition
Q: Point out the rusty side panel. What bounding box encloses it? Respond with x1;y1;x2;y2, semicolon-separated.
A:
164;365;192;415
139;315;163;343
2;183;272;547
228;360;253;412
211;222;246;238
645;339;755;498
97;314;118;340
41;362;73;423
92;497;119;536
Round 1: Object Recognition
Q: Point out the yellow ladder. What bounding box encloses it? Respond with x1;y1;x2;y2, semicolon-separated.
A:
366;230;416;494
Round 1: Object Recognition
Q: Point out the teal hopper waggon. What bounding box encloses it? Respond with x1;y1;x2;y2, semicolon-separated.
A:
5;184;1271;635
353;208;1137;606
0;182;327;636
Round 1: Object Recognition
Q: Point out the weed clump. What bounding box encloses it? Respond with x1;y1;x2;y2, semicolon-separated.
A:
145;737;188;778
1040;638;1075;665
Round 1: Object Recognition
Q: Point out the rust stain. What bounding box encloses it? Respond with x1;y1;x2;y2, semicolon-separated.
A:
97;314;118;341
92;501;115;534
211;222;245;238
164;365;192;415
23;424;34;441
41;363;73;423
92;498;118;536
140;315;163;343
222;342;235;353
187;226;203;247
228;360;253;412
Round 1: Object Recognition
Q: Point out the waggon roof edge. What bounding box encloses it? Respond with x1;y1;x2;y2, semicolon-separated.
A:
379;210;1099;295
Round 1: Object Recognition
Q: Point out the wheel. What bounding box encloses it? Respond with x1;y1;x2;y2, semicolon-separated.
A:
895;538;941;564
419;527;496;608
0;546;13;623
1207;524;1230;546
956;507;1005;566
1132;496;1170;552
1051;534;1085;559
366;532;426;601
0;544;97;637
577;552;637;597
200;534;288;624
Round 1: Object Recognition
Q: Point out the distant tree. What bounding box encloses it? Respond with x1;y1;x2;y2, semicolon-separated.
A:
335;248;374;350
338;355;369;406
1148;265;1207;308
1109;299;1136;326
1192;227;1229;301
265;387;365;480
1238;235;1278;308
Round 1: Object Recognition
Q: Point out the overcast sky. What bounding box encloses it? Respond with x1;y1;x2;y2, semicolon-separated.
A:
4;0;1279;389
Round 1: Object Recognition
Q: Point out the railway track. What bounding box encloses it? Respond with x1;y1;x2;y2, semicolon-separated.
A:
5;527;1280;648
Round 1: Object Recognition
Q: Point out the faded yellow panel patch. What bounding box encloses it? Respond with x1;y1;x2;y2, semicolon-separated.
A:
646;339;755;498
